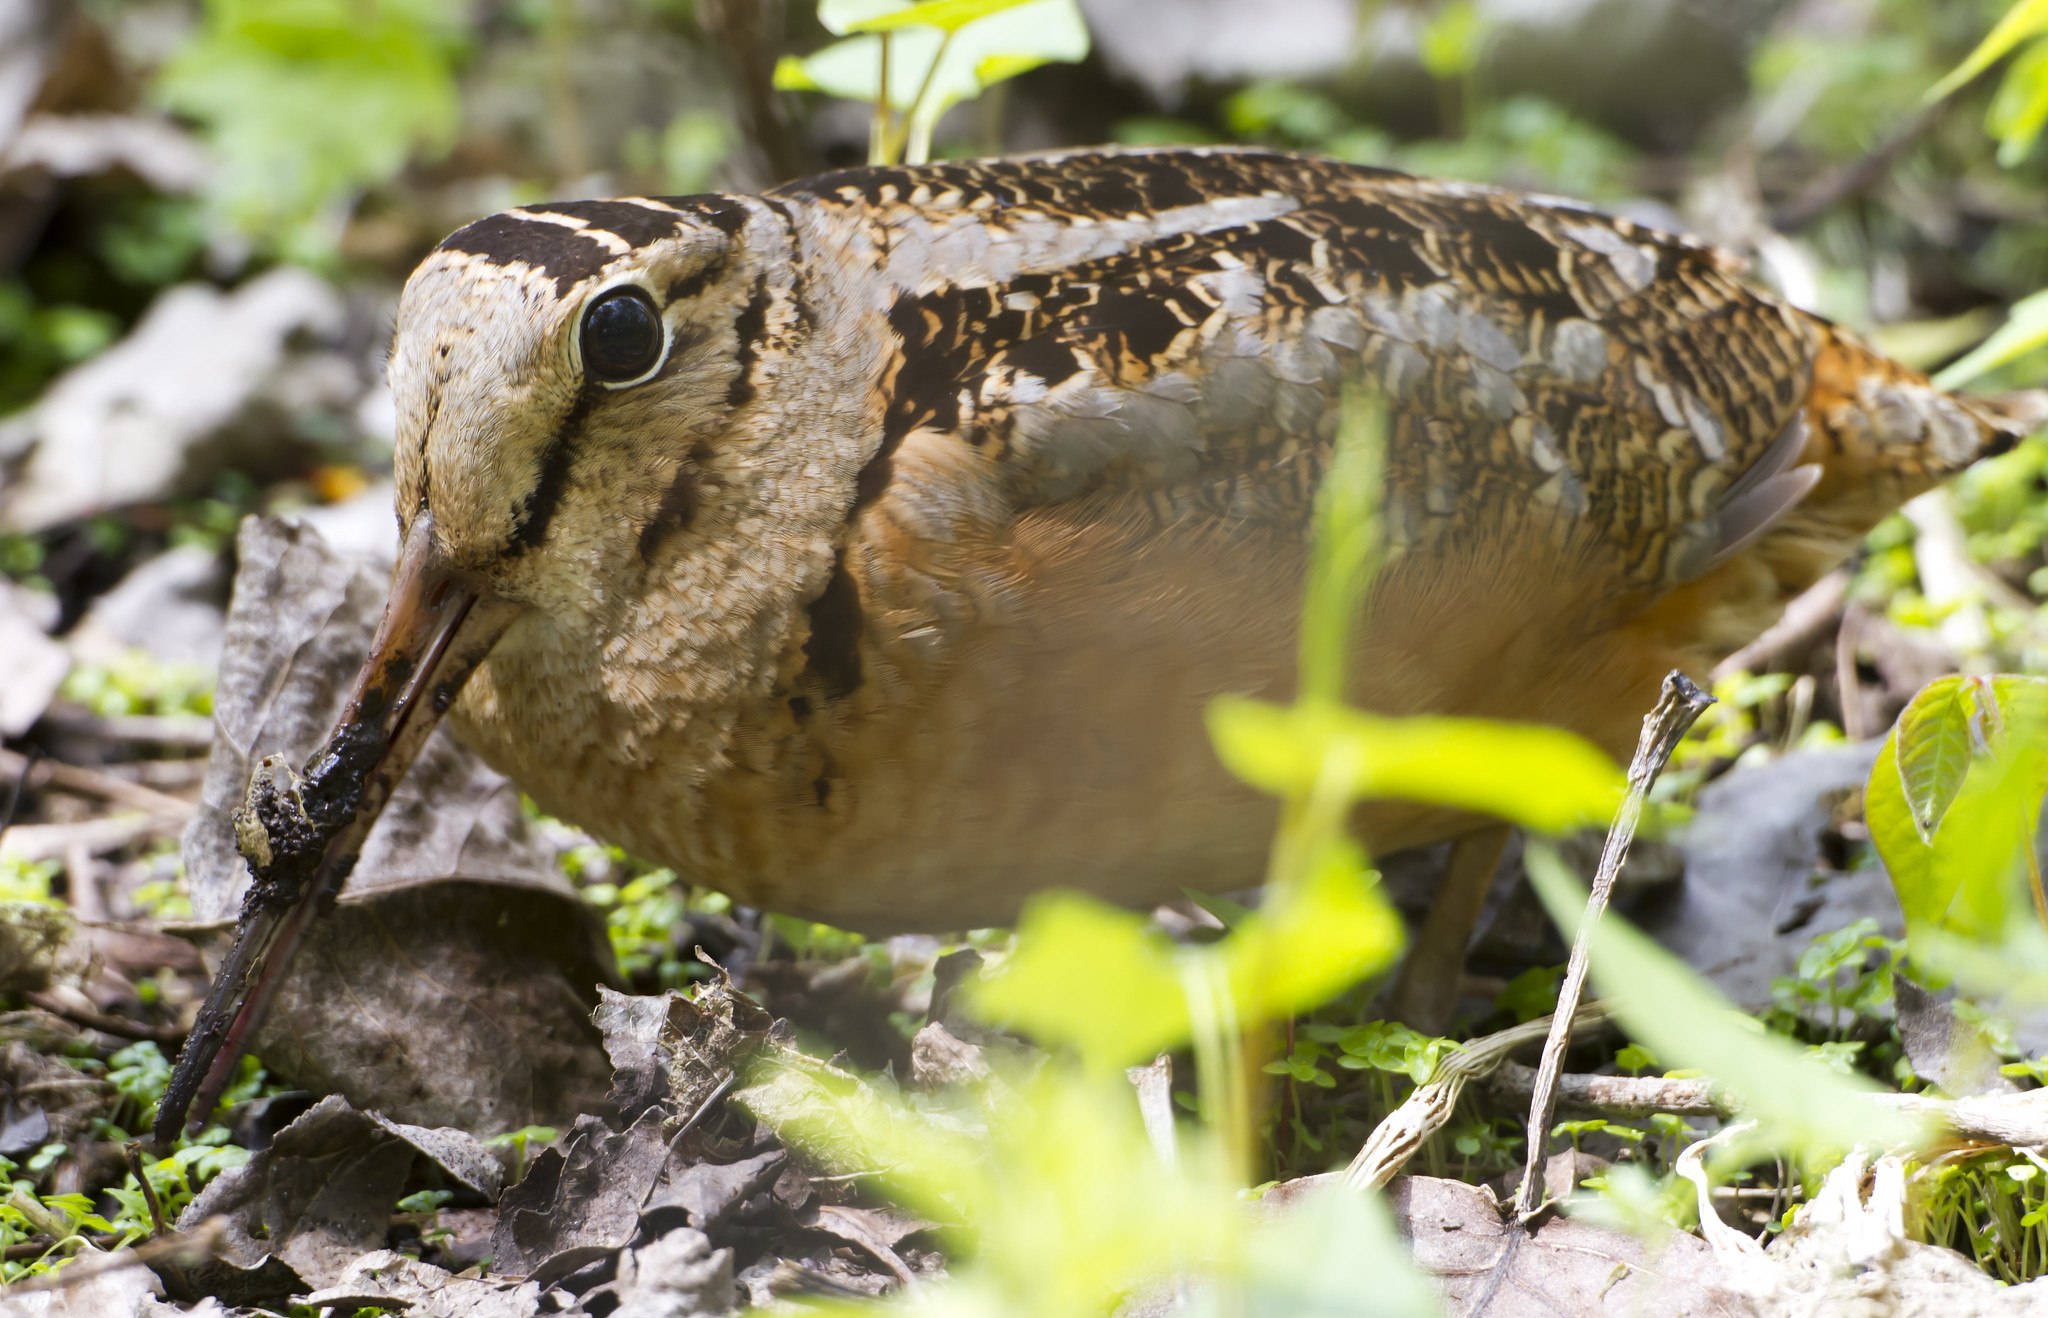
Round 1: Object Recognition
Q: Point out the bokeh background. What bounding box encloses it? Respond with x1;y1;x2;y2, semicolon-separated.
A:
9;1;2048;1304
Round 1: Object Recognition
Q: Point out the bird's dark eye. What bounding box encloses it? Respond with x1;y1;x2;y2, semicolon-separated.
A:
580;287;664;384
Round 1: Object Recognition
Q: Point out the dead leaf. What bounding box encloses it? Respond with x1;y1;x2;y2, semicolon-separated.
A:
2;1251;163;1318
1263;1173;1747;1317
0;904;85;995
489;1108;672;1287
178;516;612;1132
596;985;678;1125
640;1147;787;1239
0;1036;113;1147
660;975;776;1128
298;1249;547;1318
171;1093;505;1302
68;545;228;671
910;1021;990;1090
1895;978;2014;1098
0;272;359;532
799;1202;933;1288
576;1228;738;1318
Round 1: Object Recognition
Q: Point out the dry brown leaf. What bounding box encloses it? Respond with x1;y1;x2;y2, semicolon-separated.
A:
179;517;612;1131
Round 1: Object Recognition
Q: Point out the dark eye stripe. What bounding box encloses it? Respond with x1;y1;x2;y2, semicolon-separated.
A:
507;385;595;554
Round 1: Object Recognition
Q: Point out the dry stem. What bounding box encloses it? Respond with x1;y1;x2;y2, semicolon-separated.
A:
1511;671;1714;1223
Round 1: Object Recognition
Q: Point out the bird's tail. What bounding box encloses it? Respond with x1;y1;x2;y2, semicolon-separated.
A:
1798;317;2036;531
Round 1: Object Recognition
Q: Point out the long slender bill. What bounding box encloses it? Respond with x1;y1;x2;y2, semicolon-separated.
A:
154;514;514;1144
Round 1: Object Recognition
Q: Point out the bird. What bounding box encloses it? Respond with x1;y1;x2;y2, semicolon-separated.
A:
158;145;2032;1138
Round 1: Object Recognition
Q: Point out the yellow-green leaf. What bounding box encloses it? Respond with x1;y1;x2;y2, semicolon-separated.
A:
848;0;1040;34
1867;731;1942;930
1223;838;1404;1020
1893;675;1974;841
1933;288;2048;390
1869;675;2048;944
1207;697;1622;835
1989;38;2048;164
969;894;1189;1072
1929;0;2048;102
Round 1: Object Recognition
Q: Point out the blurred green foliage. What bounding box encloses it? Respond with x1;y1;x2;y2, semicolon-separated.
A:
776;0;1090;164
59;651;214;720
158;0;465;263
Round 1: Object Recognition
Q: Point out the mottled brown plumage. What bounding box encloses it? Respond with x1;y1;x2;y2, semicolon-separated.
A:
372;146;2026;934
161;146;2040;1133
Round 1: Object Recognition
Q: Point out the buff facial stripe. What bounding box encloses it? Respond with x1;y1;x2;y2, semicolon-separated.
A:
435;196;749;296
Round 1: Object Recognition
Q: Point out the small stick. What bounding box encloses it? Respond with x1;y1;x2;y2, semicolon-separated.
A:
63;839;102;923
0;812;191;864
0;747;195;817
1485;1059;1721;1119
1344;1004;1609;1192
1710;568;1847;681
27;990;185;1046
1511;672;1713;1225
121;1140;166;1237
36;710;213;750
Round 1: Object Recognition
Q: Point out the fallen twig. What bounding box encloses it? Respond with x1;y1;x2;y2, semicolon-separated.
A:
0;747;196;817
0;1220;224;1295
1343;1004;1610;1192
36;709;213;751
0;811;192;863
1710;569;1848;681
1511;672;1714;1224
26;989;185;1047
121;1139;166;1237
1485;1059;1721;1118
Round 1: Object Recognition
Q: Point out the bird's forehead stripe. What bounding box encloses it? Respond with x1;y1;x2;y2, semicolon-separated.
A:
434;197;749;297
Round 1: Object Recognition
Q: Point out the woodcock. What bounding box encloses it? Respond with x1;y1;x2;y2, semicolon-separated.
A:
160;146;2033;1139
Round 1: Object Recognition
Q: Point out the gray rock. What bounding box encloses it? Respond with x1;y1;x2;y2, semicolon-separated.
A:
0;579;66;735
68;544;228;670
0;268;356;531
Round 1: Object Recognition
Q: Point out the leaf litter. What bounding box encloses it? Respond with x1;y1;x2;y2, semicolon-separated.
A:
176;516;612;1133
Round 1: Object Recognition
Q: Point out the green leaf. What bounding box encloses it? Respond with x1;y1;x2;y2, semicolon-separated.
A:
1298;385;1385;704
971;845;1401;1072
1418;0;1485;82
848;0;1042;34
1893;676;1975;841
1933;289;2048;390
1867;732;1942;928
1222;838;1404;1022
780;0;1087;113
1989;38;2048;164
1207;697;1622;835
1526;845;1928;1157
975;53;1052;85
771;53;827;93
1930;0;2048;102
1869;676;2048;945
156;0;463;257
969;894;1189;1072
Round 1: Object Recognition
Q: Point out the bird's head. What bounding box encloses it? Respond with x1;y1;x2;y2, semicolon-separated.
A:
385;196;821;620
157;194;876;1140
